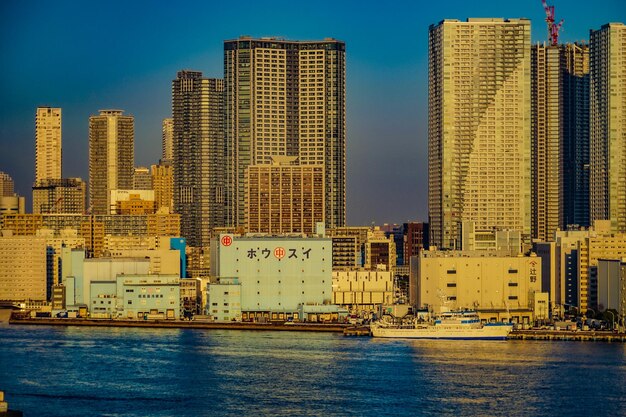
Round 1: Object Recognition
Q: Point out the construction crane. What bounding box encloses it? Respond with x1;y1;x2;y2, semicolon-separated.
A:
541;0;564;46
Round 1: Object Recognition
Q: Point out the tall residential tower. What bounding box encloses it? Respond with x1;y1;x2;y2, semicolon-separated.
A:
35;107;62;182
224;37;346;230
172;71;224;248
589;23;626;232
428;18;531;249
88;110;134;215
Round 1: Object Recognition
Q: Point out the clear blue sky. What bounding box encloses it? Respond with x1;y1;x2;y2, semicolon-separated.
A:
0;0;624;225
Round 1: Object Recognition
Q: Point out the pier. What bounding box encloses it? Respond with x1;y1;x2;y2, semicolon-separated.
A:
509;330;626;342
8;316;347;333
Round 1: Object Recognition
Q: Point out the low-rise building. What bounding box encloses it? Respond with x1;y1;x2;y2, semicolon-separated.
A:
210;233;333;321
332;270;394;314
180;277;202;315
418;250;543;323
0;234;47;302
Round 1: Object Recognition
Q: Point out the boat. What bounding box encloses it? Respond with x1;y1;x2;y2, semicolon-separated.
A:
370;310;513;340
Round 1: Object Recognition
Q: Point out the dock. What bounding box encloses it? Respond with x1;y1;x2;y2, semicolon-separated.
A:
9;316;348;333
509;330;626;342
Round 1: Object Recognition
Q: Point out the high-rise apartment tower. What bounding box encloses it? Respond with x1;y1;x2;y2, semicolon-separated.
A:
162;118;173;163
88;110;134;215
428;18;531;249
172;71;224;248
35;107;62;183
589;23;626;232
224;37;346;229
532;43;562;241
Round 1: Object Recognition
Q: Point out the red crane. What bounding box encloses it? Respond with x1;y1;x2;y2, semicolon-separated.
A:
541;0;564;46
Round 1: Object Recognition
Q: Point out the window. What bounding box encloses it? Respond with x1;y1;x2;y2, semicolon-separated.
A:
446;283;457;287
508;296;518;300
447;269;456;274
128;300;132;305
508;282;518;287
508;268;518;273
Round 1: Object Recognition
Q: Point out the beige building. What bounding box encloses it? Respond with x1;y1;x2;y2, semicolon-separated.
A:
224;37;346;230
0;171;15;196
0;234;47;301
532;44;562;241
460;221;523;253
151;162;173;212
133;166;152;190
245;157;324;235
32;178;86;214
109;190;155;215
162;118;173;162
332;270;394;314
364;229;396;271
326;226;369;269
0;195;26;229
103;235;170;253
89;110;134;215
35;228;85;289
428;18;532;249
418;250;542;323
590;23;626;233
108;248;180;275
35;107;62;183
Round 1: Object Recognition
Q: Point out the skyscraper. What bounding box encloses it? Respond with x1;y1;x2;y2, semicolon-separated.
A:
428;18;531;249
88;110;134;215
561;43;590;229
172;71;224;248
589;23;626;232
532;43;562;241
162;118;173;163
35;107;62;182
224;37;346;229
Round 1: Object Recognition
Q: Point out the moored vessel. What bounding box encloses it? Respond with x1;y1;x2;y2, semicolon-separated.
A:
370;310;512;340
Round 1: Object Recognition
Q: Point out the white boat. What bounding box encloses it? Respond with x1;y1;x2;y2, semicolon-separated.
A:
370;310;513;340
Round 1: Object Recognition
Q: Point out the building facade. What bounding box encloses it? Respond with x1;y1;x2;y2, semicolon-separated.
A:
532;44;562;241
89;110;134;215
35;107;62;183
224;37;346;229
210;234;332;320
561;43;590;228
0;171;14;197
245;157;324;235
418;249;542;323
162;117;173;163
151;162;173;213
589;23;626;232
0;235;47;301
428;18;531;249
133;166;152;190
172;71;225;248
32;178;86;214
332;270;394;314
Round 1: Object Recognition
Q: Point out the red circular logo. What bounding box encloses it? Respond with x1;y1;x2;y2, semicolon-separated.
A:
221;235;233;246
274;247;285;259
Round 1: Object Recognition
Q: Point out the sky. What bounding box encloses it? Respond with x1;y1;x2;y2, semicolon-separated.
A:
0;0;624;226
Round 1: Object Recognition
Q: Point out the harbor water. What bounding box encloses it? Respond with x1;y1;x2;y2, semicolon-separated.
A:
1;325;625;416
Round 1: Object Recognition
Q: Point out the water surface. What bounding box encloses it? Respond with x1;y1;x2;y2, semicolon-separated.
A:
1;325;625;416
